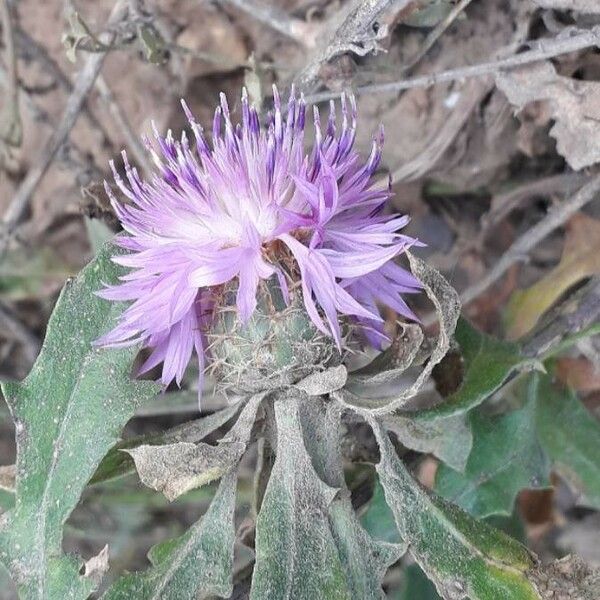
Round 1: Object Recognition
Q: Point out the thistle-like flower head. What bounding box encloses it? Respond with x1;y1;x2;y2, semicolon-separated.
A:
96;87;423;392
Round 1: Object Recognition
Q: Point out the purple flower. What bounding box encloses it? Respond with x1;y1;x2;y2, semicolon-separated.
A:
96;87;423;391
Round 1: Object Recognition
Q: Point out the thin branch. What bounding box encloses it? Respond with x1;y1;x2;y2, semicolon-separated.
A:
0;299;40;366
460;173;600;306
304;26;600;103
0;0;21;147
295;0;419;93
217;0;312;45
402;0;476;72
0;0;129;256
95;74;152;176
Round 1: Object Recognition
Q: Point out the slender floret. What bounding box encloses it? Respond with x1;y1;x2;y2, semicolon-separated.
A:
96;86;423;392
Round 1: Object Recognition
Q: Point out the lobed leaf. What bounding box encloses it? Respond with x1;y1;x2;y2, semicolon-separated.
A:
369;418;542;600
0;243;160;600
533;373;600;509
127;392;265;501
415;318;538;420
102;469;238;600
250;394;402;599
435;393;551;517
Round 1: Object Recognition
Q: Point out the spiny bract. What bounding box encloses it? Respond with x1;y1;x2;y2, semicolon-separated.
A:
95;86;423;393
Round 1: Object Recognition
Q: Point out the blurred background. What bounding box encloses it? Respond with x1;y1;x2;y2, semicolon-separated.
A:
1;1;599;598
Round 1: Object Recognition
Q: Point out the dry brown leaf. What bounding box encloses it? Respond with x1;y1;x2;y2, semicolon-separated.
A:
496;61;600;170
556;357;600;393
533;0;600;11
506;214;600;339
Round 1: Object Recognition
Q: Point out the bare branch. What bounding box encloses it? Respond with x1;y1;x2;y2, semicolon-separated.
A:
304;26;600;103
95;74;152;176
217;0;314;46
460;173;600;306
0;0;21;147
0;0;129;257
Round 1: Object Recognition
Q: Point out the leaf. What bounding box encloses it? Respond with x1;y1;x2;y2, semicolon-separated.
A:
0;244;160;599
369;418;542;600
506;214;600;339
360;479;401;544
534;373;600;509
335;252;460;415
127;392;265;501
250;394;402;599
294;364;348;396
416;318;537;420
384;412;472;472
91;401;241;485
496;61;600;170
299;399;404;597
392;564;441;600
102;469;238;600
533;0;600;11
435;394;551;517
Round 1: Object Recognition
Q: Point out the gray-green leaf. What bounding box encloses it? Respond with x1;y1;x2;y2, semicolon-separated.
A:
251;394;402;599
415;318;538;420
0;243;159;600
369;418;542;600
383;411;472;472
102;469;238;600
127;392;265;501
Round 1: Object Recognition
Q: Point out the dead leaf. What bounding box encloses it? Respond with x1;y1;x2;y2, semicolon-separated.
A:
496;61;600;170
506;214;600;339
0;464;16;492
83;545;109;587
294;365;348;396
126;392;266;501
533;1;600;11
556;357;600;393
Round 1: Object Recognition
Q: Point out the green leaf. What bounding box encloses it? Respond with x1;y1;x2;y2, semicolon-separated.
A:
251;395;401;599
534;373;600;509
384;412;472;472
416;318;537;420
0;243;159;600
360;479;401;544
392;564;441;600
435;396;551;517
102;469;237;600
369;418;541;600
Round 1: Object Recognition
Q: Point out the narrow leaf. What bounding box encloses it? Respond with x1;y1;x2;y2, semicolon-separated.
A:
0;244;159;600
102;469;238;600
369;418;541;600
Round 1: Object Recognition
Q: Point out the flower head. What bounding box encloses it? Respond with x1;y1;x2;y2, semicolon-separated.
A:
96;86;423;392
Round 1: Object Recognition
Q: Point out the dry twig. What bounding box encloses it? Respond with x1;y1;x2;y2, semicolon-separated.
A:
402;0;476;72
0;0;129;257
305;26;600;103
95;74;152;176
0;0;21;148
460;173;600;306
